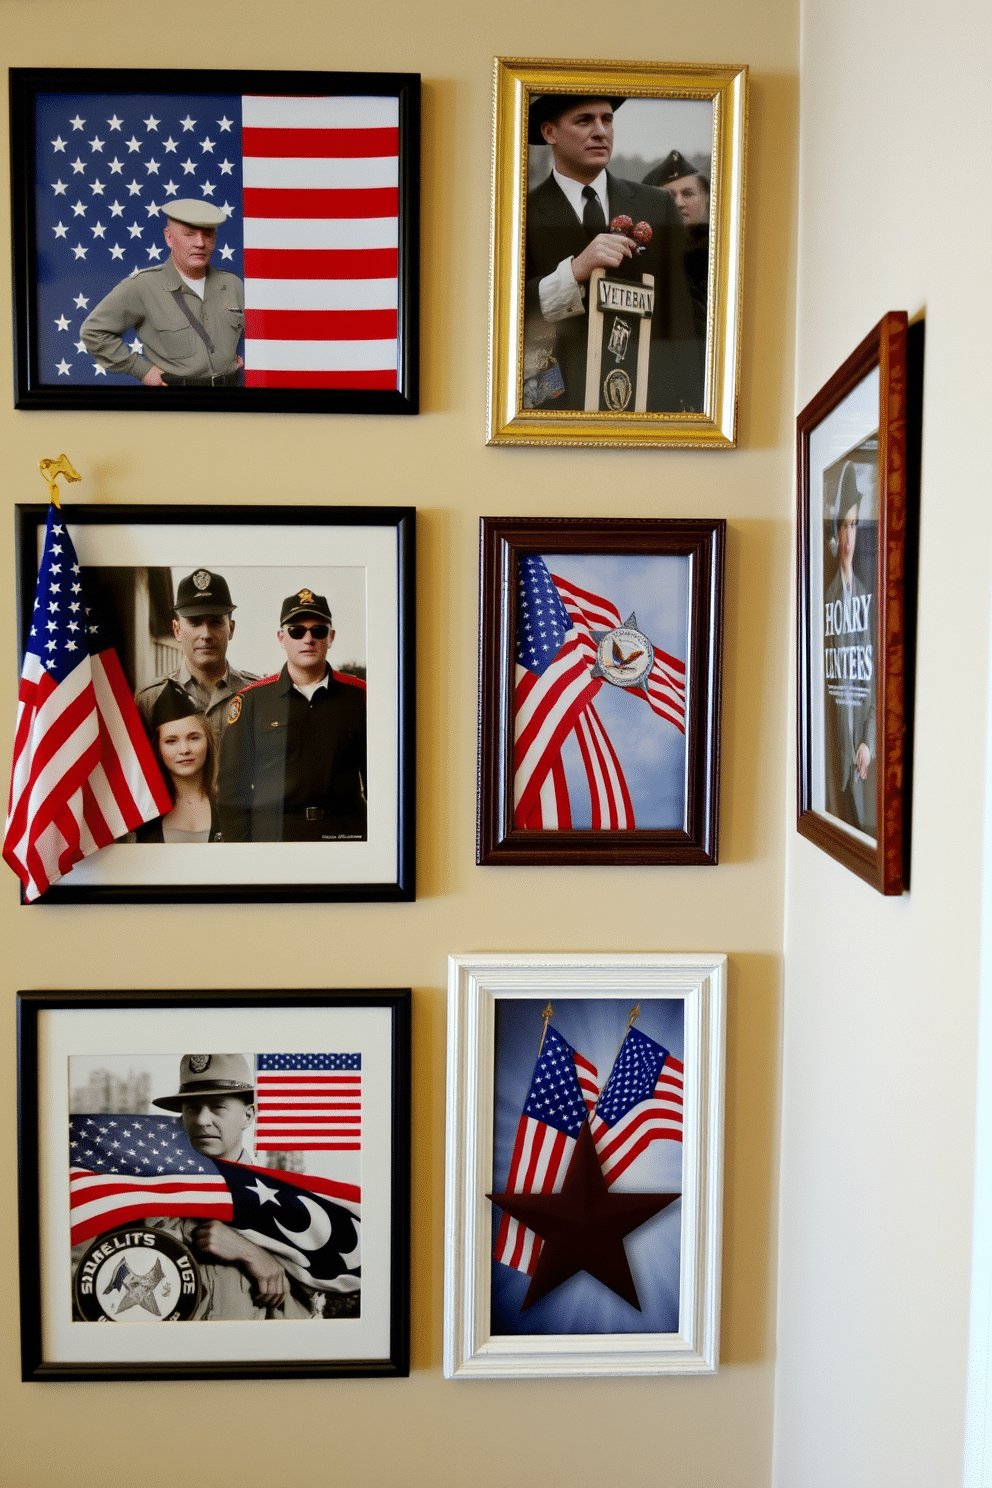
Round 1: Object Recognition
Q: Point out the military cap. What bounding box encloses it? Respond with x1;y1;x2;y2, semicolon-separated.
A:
150;679;203;731
280;588;333;625
174;569;236;618
835;460;863;526
642;150;704;189
163;198;228;230
528;93;626;146
152;1053;255;1112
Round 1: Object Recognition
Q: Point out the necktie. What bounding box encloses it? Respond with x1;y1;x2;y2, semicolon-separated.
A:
582;185;606;237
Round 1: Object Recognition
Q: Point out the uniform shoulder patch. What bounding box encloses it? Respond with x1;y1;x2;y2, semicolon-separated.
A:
227;695;242;724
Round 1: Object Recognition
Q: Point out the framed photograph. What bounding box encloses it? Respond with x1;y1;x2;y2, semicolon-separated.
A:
13;502;415;903
9;67;419;413
487;57;746;449
17;987;411;1380
443;953;725;1377
477;516;724;866
796;310;914;893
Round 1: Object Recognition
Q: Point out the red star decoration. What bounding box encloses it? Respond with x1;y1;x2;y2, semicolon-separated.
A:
488;1122;680;1311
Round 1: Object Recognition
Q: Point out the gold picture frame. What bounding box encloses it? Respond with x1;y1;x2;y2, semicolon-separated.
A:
487;57;747;449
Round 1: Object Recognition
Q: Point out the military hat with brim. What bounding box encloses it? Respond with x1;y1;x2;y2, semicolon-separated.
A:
642;150;705;189
174;569;236;618
164;198;228;230
280;589;333;625
835;459;863;527
152;1053;255;1112
528;93;626;146
150;678;204;732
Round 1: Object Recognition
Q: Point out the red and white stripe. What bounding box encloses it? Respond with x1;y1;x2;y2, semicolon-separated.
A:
255;1070;362;1151
494;1051;600;1275
4;650;171;902
574;703;634;829
512;644;603;827
591;1055;685;1187
241;95;399;390
69;1167;232;1247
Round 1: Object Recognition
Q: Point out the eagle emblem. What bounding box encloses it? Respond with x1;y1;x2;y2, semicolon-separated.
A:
298;588;315;605
590;615;655;689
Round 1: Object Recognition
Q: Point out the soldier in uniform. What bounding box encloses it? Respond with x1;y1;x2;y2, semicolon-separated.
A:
149;1054;311;1319
80;198;244;386
218;589;367;843
642;150;710;337
135;569;258;754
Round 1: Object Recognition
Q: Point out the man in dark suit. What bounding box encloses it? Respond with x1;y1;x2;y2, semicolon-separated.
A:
823;461;876;834
524;95;703;412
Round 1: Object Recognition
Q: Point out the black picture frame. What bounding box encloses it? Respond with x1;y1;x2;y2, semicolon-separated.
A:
796;312;921;894
9;67;419;413
477;516;724;865
13;502;415;903
18;987;411;1381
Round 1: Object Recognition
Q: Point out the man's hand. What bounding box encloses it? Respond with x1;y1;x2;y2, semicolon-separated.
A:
142;365;167;387
190;1219;290;1307
570;232;635;285
855;742;871;781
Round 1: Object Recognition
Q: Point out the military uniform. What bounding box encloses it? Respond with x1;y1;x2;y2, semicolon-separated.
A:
80;259;245;383
136;660;259;754
218;667;367;843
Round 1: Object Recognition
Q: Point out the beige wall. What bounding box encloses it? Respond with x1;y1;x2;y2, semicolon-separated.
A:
0;2;798;1483
776;0;992;1483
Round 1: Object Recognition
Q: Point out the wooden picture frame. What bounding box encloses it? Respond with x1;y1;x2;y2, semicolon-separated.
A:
796;311;918;893
443;953;726;1377
13;502;415;903
18;988;411;1380
9;67;419;413
487;57;747;448
477;516;724;865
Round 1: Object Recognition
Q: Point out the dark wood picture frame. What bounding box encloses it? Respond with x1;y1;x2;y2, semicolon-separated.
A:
14;502;415;904
477;516;724;865
796;310;919;893
9;67;419;414
18;987;411;1381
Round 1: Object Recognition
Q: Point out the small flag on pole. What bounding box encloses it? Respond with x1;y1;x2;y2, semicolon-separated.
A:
4;493;171;900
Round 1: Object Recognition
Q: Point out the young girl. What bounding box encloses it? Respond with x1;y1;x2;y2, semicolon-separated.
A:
138;679;221;843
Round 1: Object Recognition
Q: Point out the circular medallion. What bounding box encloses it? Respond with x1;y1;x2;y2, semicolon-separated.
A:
603;368;633;410
192;570;211;591
74;1227;202;1323
595;625;654;689
188;1054;210;1073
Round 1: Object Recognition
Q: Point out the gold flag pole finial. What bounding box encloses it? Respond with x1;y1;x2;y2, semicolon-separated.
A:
626;1003;641;1032
537;1001;554;1057
39;454;82;509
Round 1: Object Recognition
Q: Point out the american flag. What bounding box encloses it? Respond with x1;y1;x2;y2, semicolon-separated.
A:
3;506;171;901
493;1026;599;1275
33;88;401;389
513;556;686;830
591;1027;684;1186
70;1113;361;1291
255;1053;361;1152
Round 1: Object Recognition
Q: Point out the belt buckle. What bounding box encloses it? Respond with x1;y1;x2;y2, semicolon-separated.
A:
210;373;225;386
305;807;324;822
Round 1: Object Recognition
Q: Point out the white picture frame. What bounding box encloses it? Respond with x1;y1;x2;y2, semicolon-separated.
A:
444;952;726;1378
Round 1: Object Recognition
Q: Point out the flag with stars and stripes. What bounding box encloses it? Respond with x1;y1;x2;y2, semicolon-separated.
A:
32;87;401;390
69;1113;361;1292
3;505;171;902
255;1053;362;1152
590;1026;684;1186
493;1026;599;1275
513;556;686;831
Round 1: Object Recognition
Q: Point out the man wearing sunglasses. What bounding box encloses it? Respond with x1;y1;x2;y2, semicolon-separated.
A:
217;589;367;843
